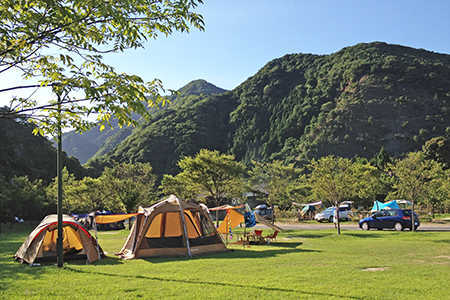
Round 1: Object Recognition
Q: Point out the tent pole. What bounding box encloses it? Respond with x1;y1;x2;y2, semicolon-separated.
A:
177;198;192;258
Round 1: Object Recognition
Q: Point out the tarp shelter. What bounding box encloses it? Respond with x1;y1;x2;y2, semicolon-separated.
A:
371;200;401;211
94;212;140;224
117;195;227;259
210;206;245;234
15;215;103;264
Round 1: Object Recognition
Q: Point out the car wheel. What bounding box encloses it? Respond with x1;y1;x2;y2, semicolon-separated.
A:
361;222;369;231
328;216;334;223
394;222;403;231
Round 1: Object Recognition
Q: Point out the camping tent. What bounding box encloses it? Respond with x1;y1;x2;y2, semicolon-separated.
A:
117;195;227;259
371;200;401;211
15;215;103;264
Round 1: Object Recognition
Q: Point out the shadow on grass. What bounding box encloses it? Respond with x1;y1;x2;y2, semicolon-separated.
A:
138;245;318;264
285;232;333;239
344;232;384;239
433;239;450;244
65;266;362;299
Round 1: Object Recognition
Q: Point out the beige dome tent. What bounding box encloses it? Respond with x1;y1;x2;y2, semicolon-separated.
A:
15;215;103;264
118;195;227;259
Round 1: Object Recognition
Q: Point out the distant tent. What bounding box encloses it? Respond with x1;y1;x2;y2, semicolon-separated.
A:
371;200;401;211
15;215;103;264
117;195;227;259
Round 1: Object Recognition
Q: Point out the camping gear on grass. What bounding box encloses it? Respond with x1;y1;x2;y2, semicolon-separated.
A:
117;195;227;259
15;215;103;264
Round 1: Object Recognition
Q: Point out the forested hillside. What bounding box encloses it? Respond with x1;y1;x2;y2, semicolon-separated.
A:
0;110;85;182
91;42;450;176
62;79;227;163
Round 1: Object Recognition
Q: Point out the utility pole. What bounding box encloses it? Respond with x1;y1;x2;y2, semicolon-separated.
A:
57;93;63;268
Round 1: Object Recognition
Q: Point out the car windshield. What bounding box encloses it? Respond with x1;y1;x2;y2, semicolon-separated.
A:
323;207;335;213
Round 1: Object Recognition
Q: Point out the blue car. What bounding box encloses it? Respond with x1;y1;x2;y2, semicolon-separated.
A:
359;209;420;231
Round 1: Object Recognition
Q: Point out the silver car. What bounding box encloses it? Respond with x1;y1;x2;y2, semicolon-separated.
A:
314;206;353;223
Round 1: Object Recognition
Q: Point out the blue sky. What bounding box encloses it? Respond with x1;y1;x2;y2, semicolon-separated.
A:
105;0;450;91
1;0;449;106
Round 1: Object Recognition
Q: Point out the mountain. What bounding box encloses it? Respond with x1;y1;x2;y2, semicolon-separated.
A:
177;79;227;96
61;79;227;164
91;42;450;176
0;110;86;182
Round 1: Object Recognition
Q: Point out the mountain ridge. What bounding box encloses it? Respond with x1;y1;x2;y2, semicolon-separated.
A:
62;79;228;163
89;42;449;176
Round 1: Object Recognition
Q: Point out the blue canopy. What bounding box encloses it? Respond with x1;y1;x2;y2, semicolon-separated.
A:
371;200;400;211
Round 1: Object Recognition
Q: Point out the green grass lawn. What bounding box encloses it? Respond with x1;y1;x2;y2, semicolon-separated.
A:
1;225;449;299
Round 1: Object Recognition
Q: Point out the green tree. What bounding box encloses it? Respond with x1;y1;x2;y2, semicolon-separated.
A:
422;136;450;169
425;168;450;218
247;160;306;211
160;173;200;201
99;162;157;212
63;177;126;213
370;147;392;171
0;175;49;223
388;152;446;230
173;149;246;226
307;156;379;234
0;0;205;134
352;160;386;209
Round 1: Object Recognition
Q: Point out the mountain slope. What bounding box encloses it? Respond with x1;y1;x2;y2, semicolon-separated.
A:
93;42;450;175
0;110;86;182
62;79;227;163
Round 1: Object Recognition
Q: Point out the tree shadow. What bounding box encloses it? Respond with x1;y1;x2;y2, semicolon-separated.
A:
433;239;450;244
136;246;320;264
285;232;333;239
344;232;383;239
64;266;362;299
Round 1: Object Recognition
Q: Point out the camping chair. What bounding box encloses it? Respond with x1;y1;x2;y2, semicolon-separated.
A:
264;230;279;244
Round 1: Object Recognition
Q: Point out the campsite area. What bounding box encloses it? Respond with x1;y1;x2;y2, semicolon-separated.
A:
1;224;449;299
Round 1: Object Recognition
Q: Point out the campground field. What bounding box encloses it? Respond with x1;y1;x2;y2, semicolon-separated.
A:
1;225;449;299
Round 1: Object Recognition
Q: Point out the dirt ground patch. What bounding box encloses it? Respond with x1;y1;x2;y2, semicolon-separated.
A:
362;267;390;272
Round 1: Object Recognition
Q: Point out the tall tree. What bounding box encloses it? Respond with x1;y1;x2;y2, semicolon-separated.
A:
422;136;450;169
99;162;157;212
247;160;306;211
0;0;204;267
308;156;379;234
172;149;246;226
388;152;446;231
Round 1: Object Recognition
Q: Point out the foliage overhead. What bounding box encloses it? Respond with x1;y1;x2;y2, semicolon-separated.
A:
0;0;204;135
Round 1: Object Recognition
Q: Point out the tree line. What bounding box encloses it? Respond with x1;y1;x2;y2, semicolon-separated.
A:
2;142;448;224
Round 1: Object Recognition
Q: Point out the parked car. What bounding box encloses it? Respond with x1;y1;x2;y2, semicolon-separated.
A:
314;206;353;223
359;209;420;231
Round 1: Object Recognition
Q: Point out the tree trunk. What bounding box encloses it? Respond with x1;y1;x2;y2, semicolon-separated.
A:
215;199;219;228
411;200;415;232
56;95;64;268
336;203;341;235
271;205;275;224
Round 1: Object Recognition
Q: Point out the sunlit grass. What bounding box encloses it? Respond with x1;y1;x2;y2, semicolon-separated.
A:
1;225;449;299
